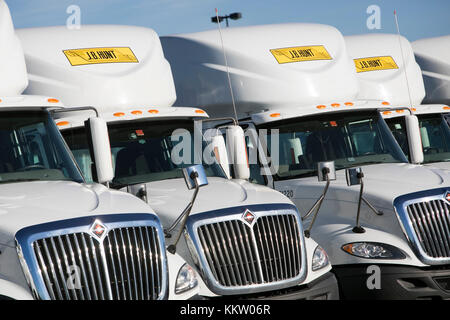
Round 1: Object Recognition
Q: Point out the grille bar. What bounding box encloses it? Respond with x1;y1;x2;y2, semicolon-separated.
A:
30;226;163;300
407;199;450;259
196;212;302;288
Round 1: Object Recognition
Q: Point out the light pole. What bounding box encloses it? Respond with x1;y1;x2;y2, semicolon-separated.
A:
211;12;242;27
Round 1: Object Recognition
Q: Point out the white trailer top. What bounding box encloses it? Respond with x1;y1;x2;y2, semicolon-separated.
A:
161;23;359;118
413;35;450;105
0;0;28;95
345;33;425;107
17;25;176;110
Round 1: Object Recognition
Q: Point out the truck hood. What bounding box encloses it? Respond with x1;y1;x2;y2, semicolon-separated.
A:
145;177;292;227
287;163;450;212
424;162;450;171
0;180;155;247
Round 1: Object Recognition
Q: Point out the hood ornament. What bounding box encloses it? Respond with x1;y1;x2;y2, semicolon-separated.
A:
242;209;256;226
89;220;107;241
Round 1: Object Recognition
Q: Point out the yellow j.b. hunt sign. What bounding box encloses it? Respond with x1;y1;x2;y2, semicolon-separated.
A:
354;56;398;73
270;45;332;64
63;47;139;66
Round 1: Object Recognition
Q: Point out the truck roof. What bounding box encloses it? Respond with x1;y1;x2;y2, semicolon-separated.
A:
54;105;208;129
249;99;392;125
345;33;425;107
161;23;359;118
381;104;449;120
17;25;176;111
0;0;28;95
0;95;64;109
412;35;450;105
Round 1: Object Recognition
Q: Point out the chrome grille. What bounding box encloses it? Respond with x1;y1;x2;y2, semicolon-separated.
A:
190;205;306;294
407;199;450;258
394;188;450;265
16;214;167;300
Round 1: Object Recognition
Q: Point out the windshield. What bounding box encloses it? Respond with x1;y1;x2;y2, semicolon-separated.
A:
62;119;226;185
385;113;450;163
257;110;408;180
0;110;83;184
418;113;450;163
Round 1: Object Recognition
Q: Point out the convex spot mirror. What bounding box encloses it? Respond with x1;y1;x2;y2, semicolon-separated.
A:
346;167;363;186
183;164;209;190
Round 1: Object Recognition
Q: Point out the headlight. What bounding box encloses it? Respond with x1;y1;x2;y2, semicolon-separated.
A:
312;245;329;271
175;263;198;294
342;242;406;259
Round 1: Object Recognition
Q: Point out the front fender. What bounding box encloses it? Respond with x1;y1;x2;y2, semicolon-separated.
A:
0;279;33;300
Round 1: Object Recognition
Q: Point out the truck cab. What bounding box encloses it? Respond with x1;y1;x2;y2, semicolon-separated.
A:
0;0;184;300
18;24;339;300
161;23;450;299
345;34;450;170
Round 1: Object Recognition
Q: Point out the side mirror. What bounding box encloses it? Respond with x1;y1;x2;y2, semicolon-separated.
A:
317;161;336;182
346;167;363;186
86;117;114;184
226;125;250;180
183;164;208;190
404;114;424;164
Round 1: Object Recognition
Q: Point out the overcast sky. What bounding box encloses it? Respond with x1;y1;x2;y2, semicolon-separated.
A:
5;0;450;41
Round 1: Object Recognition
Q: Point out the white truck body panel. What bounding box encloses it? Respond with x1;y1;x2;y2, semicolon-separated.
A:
345;34;449;169
161;23;359;118
413;35;450;105
0;0;27;95
345;33;425;107
18;26;176;110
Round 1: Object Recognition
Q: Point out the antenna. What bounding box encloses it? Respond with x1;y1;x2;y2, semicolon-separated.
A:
394;10;414;109
214;8;239;123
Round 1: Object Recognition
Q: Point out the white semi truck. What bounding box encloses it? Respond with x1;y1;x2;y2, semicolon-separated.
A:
161;23;450;299
345;34;450;170
18;24;339;300
0;0;195;300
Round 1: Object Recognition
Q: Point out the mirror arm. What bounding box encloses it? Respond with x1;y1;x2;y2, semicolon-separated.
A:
165;173;200;254
352;179;366;233
303;168;331;238
362;196;384;216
